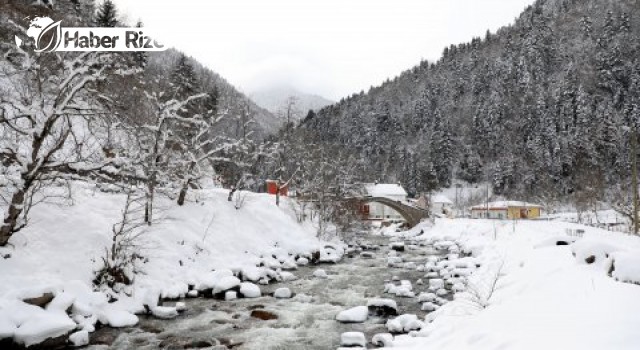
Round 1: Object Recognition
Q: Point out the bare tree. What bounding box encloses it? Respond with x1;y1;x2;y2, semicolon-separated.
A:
94;188;147;290
0;40;138;245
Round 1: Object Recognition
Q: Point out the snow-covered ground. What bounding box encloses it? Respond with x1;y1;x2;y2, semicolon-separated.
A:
0;183;327;347
388;218;640;350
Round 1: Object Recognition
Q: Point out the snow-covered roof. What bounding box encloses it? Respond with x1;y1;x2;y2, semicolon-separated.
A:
365;183;407;198
432;195;453;204
470;201;543;210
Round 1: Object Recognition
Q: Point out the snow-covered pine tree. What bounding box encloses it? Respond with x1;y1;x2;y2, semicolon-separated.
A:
95;0;119;27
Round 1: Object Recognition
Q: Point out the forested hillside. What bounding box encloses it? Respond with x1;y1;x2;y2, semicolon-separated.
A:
302;0;640;208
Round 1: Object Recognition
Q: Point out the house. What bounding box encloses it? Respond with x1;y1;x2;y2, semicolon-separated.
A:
360;183;407;221
470;201;543;220
265;180;288;196
431;195;454;216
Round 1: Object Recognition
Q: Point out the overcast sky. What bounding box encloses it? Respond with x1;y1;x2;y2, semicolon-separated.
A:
113;0;536;101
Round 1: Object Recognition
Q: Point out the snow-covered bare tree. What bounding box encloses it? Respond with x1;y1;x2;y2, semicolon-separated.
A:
0;37;138;246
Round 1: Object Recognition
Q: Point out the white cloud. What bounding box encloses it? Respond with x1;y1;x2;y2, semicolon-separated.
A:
113;0;535;100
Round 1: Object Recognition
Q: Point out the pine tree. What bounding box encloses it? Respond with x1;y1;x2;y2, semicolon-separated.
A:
95;0;118;27
171;54;199;100
131;21;148;69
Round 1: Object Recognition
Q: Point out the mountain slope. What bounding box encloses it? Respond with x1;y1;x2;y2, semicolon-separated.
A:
302;0;640;204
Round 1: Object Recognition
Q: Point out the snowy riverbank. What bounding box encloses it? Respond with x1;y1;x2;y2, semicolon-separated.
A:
388;218;640;350
0;183;333;347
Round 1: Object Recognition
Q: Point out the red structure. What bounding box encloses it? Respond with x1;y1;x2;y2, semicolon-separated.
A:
266;180;288;196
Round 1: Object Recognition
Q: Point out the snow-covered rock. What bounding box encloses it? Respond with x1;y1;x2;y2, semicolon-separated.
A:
571;238;625;265
340;332;366;347
417;292;436;303
12;311;76;347
97;308;138;328
296;257;309;266
336;306;368;323
69;330;89;347
46;292;76;313
175;302;186;312
313;269;328;279
225;291;238;301
281;259;298;270
372;333;394;347
367;298;398;316
241;266;265;282
403;262;417;269
197;269;234;291
421;302;437;311
239;282;262;298
610;251;640;284
386;314;424;333
274;287;292;299
213;276;241;295
151;306;179;319
394;286;415;298
277;271;298;282
428;279;444;290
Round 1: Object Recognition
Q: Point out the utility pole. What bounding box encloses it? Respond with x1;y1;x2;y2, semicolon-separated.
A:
631;125;639;235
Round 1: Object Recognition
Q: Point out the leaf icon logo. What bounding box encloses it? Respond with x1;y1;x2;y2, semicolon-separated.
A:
34;20;62;53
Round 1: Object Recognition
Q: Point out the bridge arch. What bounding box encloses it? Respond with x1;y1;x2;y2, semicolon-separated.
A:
358;196;429;228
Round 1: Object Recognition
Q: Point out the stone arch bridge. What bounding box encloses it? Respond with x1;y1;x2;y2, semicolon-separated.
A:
348;196;430;228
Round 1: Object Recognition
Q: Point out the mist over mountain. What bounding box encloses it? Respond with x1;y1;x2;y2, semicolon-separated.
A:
250;85;333;120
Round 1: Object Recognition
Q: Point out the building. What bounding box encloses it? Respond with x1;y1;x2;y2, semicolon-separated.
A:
265;180;288;196
415;193;454;217
431;195;454;217
470;201;543;219
360;183;408;221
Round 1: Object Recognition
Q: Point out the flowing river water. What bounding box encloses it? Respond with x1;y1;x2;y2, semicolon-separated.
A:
87;234;451;350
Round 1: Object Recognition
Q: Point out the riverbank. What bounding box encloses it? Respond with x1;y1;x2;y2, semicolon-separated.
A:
0;183;331;348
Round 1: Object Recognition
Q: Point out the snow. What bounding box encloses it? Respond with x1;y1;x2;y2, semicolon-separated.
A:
431;195;453;204
96;308;138;328
571;238;624;264
224;291;238;301
0;185;324;346
610;251;640;284
365;183;408;198
417;292;436;303
336;305;368;323
386;314;423;333
151;306;179;319
367;298;397;310
385;218;640;350
239;282;261;298
421;302;437;311
340;331;366;347
274;287;292;299
213;276;241;294
13;311;76;347
69;330;89;347
313;269;328;279
372;333;394;347
175;301;186;312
